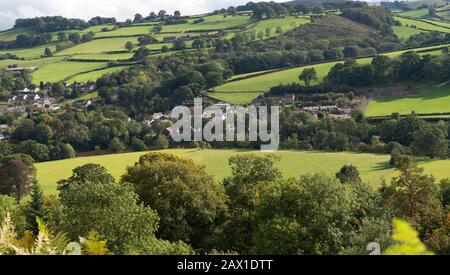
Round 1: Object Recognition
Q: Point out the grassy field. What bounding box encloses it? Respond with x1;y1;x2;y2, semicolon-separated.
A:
95;25;152;38
31;61;107;84
225;16;310;40
395;16;450;33
213;43;450;104
422;19;450;28
396;8;429;18
35;148;450;194
393;26;427;39
0;28;36;42
68;65;129;83
0;43;58;59
56;37;139;55
161;14;252;32
71;52;134;61
365;86;450;116
0;56;65;70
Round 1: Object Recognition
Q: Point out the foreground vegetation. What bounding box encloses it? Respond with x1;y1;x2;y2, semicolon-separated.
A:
34;148;450;195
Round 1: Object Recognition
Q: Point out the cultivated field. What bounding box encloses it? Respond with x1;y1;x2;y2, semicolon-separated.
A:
35;148;450;194
365;86;450;117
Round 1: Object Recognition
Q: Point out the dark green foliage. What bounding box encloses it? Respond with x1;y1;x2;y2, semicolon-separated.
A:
122;153;228;251
26;179;46;235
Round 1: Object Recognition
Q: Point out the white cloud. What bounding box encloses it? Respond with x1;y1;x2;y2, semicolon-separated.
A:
0;0;286;30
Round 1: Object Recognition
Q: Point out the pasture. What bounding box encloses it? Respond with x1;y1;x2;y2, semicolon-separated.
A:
392;26;427;39
55;37;139;55
0;43;58;59
95;25;153;38
68;65;129;83
161;14;252;32
31;61;108;84
0;28;36;42
365;86;450;117
35;148;450;194
213;44;450;104
394;16;450;33
396;8;429;18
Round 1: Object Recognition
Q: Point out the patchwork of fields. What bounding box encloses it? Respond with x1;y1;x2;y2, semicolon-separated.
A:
35;149;450;194
0;13;312;84
212;44;450;104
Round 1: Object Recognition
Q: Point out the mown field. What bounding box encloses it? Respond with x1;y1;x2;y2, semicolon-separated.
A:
35;148;450;194
213;43;450;104
365;86;450;116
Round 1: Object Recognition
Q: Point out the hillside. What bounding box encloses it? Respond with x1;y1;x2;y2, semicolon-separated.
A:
288;15;380;40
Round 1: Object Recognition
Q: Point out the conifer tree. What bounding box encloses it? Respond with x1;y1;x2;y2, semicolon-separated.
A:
26;179;46;235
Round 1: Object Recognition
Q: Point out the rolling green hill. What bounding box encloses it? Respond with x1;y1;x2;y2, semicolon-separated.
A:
212;43;450;104
0;13;312;84
35;148;450;194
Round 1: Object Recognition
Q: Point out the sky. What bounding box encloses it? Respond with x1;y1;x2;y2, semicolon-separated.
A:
0;0;288;31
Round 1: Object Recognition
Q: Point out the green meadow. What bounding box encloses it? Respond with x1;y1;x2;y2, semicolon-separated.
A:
0;56;65;70
161;14;252;32
365;86;450;117
394;16;450;33
213;44;450;104
0;43;58;59
55;37;139;55
396;8;429;18
392;26;427;39
68;65;129;83
0;27;36;41
35;149;450;195
95;25;153;38
71;52;134;61
31;61;107;84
